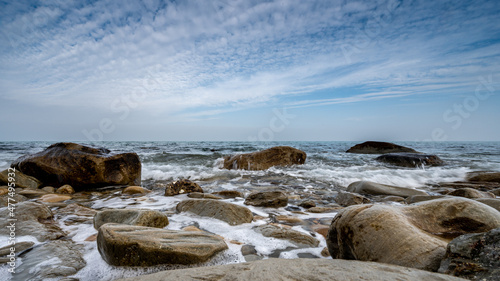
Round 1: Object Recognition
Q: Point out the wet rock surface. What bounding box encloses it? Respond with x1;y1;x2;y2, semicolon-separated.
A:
223;146;306;170
327;198;500;271
97;223;228;266
94;209;169;229
244;191;288;207
376;153;444;167
176;199;253;225
439;228;500;280
254;224;319;247
348;180;428;197
11;142;141;189
164;179;203;196
0;169;42;189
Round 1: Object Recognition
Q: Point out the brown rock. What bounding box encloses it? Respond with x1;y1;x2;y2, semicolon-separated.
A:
327;198;500;271
0;188;7;196
275;215;304;225
182;226;203;232
0;193;27;207
348;181;428;197
94;209;169;230
122;186;150;195
254;224;320;247
212;190;244;198
56;184;75;194
405;195;447;204
298;200;316;208
187;192;222;199
346;141;418;154
97;223;228;266
39;194;72;203
376;153;444;168
176;199;253;225
321;247;330;257
223;146;306;170
475;198;500;212
0;169;42;189
164;179;203;196
85;234;98;241
244;191;288;208
41;186;55;193
17;188;48;198
335;191;371;207
446;188;495;199
11;142;141;190
468;172;500;183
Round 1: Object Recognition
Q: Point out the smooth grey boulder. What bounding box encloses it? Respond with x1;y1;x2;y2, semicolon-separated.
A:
176;199;253;225
347;181;428;197
97;223;228;266
94;209;169;230
115;258;467;281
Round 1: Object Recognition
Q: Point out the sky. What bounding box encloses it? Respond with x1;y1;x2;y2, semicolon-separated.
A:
0;0;499;142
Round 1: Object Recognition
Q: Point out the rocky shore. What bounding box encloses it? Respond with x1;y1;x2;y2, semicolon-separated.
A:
1;141;499;281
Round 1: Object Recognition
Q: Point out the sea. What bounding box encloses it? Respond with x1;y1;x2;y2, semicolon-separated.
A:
0;141;499;280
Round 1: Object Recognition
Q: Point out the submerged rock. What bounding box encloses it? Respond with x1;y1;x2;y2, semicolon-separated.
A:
114;258;467;281
346;141;418;154
254;224;319;247
244;191;288;207
176;199;253;225
439;228;500;280
326;198;500;272
376;153;444;167
0;201;65;241
14;240;86;281
94;209;169;230
164;179;203;196
347;181;428;197
0;169;42;189
11;142;141;189
467;172;500;183
223;146;306;170
97;223;228;266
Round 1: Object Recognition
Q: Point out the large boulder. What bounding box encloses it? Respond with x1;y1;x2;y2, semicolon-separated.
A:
346;141;418;154
439;228;500;280
114;258;467;281
0;169;42;189
94;209;169;230
244;191;288;207
254;224;320;247
376;153;443;168
223;146;306;170
347;181;428;197
0;201;66;241
176;199;253;225
13;240;86;281
326;198;500;272
11;142;141;189
164;179;203;196
468;172;500;183
97;223;228;266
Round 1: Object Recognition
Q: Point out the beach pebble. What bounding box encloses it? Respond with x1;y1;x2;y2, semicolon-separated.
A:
39;193;72;203
298;199;316;208
254;224;319;247
164;179;203;196
94;209;169;230
122;185;150;195
41;186;55;193
244;191;288;208
327;198;500;272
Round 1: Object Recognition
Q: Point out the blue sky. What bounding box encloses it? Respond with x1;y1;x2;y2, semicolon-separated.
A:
0;0;499;141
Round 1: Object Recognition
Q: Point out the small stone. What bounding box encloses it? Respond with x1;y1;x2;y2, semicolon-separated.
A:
41;186;55;193
335;191;371;207
85;234;98;241
212;190;244;198
298;200;316;208
254;224;319;247
244;191;288;208
122;186;150;195
165;179;203;196
94;209;169;230
182;226;203;232
39;194;72;203
241;245;257;255
321;247;330;257
275;215;304;225
56;184;75;194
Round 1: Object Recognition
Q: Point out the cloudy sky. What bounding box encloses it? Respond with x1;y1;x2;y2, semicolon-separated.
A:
0;0;499;141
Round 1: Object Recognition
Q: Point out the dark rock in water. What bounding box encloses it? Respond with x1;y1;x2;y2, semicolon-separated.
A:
176;199;253;225
164;179;203;196
335;191;371;207
376;153;444;167
212;190;244;198
113;258;467;281
346;141;418;154
223;146;306;170
0;201;66;241
298;200;316;209
327;198;500;272
446;188;495;199
254;224;319;247
468;172;500;183
97;223;228;266
439;228;500;280
14;240;86;281
11;142;141;190
94;209;169;230
244;191;288;208
348;181;428;197
0;169;42;189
